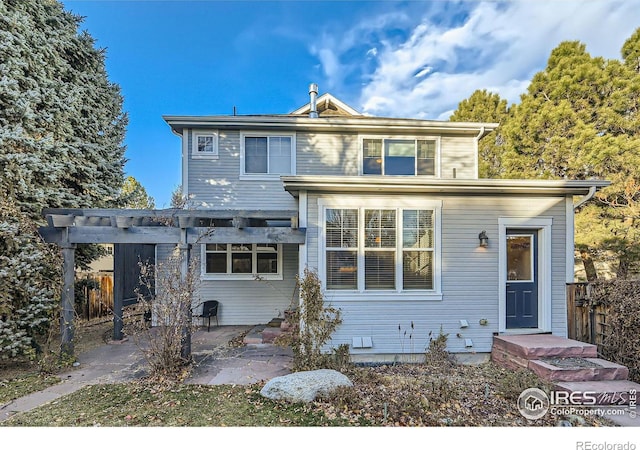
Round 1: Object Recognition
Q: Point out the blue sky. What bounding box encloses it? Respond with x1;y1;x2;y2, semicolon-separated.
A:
61;0;640;208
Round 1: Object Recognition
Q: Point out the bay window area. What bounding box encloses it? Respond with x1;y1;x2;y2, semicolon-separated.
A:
323;203;440;294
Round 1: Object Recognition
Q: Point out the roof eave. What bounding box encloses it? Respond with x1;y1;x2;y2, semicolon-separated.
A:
162;115;499;135
281;176;610;196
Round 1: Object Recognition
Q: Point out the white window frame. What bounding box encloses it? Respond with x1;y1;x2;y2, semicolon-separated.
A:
192;130;219;159
319;197;442;301
359;135;440;177
201;243;283;281
240;131;296;179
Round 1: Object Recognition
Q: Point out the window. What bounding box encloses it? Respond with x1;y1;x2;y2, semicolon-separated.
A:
204;243;282;279
324;206;438;292
192;131;218;158
362;138;436;176
242;133;294;176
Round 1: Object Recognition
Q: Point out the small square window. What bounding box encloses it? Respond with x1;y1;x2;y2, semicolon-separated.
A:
193;132;218;158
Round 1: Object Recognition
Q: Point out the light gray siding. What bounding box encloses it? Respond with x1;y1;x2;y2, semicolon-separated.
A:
185;129;480;210
195;244;299;325
186;129;297;210
440;136;477;179
305;193;567;357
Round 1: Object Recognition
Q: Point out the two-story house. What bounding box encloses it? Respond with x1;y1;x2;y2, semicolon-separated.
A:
163;84;608;360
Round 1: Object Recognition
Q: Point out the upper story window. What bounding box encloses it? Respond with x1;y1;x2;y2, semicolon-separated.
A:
362;138;437;176
192;131;218;159
241;132;295;177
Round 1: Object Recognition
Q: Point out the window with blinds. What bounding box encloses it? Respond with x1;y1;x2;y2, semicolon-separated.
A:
325;207;435;292
204;243;281;278
325;209;358;289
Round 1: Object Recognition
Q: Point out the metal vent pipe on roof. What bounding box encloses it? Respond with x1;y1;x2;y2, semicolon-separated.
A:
309;83;319;118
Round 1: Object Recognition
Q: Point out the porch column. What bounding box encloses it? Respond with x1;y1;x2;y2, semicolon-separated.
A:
179;240;192;361
60;243;76;357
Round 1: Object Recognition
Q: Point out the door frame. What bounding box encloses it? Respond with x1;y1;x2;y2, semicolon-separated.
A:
498;217;552;333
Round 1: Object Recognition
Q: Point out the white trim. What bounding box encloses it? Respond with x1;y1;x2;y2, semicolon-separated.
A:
182;129;189;200
298;190;308;281
239;131;296;179
318;197;443;299
498;217;553;333
566;196;575;283
200;243;284;281
358;135;441;177
191;130;219;159
290;93;361;116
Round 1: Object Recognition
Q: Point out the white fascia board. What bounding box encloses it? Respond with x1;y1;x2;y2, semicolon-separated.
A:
281;176;611;196
162;115;500;135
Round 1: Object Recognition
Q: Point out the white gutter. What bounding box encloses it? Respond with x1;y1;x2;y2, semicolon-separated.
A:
573;185;598;210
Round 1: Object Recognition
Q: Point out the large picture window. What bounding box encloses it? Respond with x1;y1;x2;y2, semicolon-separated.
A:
204;243;282;279
324;206;437;292
362;138;436;176
242;134;294;175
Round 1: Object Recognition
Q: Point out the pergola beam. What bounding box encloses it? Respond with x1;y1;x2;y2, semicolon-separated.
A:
39;226;306;245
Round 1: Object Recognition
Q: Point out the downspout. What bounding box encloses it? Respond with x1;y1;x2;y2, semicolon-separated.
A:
473;126;485;179
573;185;597;210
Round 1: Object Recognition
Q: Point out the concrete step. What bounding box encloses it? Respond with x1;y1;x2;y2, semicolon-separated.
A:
555;380;640;406
529;358;629;382
492;334;597;360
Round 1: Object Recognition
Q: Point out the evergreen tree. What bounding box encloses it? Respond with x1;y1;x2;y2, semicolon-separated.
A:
0;0;127;358
450;89;511;178
120;176;155;209
456;31;640;279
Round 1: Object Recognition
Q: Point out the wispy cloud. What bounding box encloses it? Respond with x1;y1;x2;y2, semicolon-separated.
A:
310;1;640;120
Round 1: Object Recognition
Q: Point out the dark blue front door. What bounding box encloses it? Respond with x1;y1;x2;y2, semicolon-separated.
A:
506;229;538;328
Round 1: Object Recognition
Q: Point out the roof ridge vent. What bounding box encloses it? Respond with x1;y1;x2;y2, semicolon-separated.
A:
309;83;319;118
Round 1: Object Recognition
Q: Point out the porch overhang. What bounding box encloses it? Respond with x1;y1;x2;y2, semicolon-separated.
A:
281;176;611;197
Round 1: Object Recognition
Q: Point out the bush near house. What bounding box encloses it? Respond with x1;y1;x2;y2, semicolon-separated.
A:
589;280;640;383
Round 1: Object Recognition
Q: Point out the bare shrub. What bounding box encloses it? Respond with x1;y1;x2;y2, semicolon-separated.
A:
590;280;640;382
125;252;201;380
275;268;343;371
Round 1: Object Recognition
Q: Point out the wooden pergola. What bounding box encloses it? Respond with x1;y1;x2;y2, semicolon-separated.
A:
39;208;305;358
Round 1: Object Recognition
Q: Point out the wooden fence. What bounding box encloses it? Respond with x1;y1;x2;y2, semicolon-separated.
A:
77;273;114;320
566;283;609;352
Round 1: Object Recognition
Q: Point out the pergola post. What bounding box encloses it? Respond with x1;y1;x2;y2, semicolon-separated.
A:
60;243;76;357
179;239;192;361
112;243;124;341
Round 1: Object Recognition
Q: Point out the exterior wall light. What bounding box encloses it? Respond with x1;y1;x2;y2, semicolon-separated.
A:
478;230;489;247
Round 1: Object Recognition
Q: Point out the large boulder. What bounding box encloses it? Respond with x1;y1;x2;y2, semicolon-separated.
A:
260;369;353;403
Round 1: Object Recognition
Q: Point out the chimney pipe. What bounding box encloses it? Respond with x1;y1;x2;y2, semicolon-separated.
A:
309;83;319;118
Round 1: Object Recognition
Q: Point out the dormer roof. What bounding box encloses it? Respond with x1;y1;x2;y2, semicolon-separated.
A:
290;93;361;117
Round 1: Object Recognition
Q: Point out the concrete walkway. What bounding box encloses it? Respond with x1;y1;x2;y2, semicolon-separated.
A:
0;326;292;423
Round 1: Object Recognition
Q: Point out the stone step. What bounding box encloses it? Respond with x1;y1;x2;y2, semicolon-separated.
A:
492;334;597;360
529;358;629;382
261;327;284;344
555;380;640;406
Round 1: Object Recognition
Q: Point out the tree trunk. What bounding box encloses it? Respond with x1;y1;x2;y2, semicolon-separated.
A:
616;258;630;279
580;249;598;282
